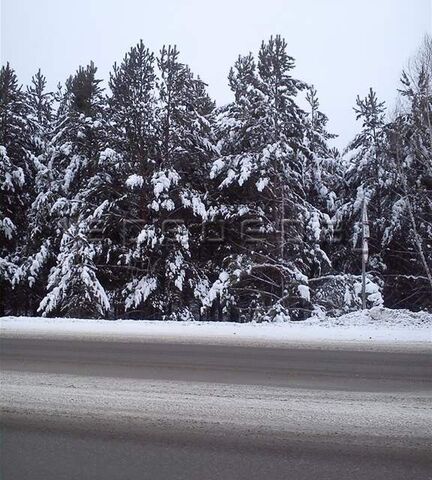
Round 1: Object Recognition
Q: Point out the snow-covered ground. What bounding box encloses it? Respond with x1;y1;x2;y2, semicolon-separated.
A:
1;307;431;351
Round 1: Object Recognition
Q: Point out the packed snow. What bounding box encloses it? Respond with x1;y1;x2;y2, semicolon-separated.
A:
1;307;431;350
3;370;430;444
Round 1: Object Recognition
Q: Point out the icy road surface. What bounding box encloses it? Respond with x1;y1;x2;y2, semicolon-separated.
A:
1;336;431;480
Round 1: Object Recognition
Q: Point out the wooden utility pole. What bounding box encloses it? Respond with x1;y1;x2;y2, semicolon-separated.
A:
361;198;370;309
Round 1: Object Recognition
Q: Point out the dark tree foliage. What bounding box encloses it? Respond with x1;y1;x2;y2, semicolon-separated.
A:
0;63;32;314
0;36;430;319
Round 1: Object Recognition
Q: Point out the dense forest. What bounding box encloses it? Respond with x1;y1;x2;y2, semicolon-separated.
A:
1;35;431;320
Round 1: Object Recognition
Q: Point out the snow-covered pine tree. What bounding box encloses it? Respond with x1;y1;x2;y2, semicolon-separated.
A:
207;36;333;321
38;224;110;317
26;70;53;150
122;45;216;320
334;89;393;304
304;85;338;213
10;70;56;313
109;40;157;167
104;41;158;315
382;42;432;309
38;62;111;317
0;63;33;314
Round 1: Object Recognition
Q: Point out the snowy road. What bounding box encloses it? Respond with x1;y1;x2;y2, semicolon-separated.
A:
1;337;431;479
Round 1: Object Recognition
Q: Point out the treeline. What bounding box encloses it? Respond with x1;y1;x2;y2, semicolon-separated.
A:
1;35;431;320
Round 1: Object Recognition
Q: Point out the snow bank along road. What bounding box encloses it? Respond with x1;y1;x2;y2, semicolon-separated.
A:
1;332;432;479
1;307;431;349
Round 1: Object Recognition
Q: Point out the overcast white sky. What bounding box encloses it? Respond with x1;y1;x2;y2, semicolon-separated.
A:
1;0;431;148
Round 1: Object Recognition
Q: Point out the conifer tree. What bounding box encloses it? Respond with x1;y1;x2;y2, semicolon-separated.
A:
0;63;32;314
335;89;392;279
9;70;56;313
104;41;158;315
38;62;111;317
27;70;53;146
208;36;332;320
38;224;110;317
304;85;338;213
123;45;216;319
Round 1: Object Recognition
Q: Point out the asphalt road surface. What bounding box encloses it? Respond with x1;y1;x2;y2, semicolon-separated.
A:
1;337;431;480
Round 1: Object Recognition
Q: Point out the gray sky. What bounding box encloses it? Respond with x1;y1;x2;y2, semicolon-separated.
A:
1;0;430;148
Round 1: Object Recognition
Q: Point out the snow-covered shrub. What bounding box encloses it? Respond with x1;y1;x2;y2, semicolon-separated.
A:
310;274;383;314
